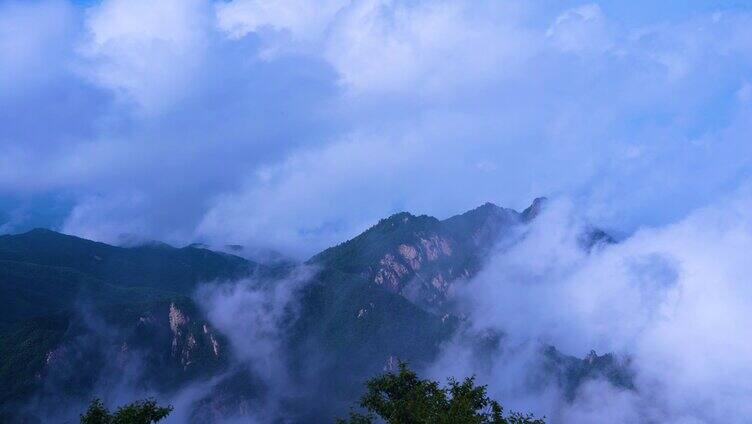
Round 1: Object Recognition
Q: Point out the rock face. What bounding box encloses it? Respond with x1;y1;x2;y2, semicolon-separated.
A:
542;346;634;400
162;302;224;370
310;201;530;309
36;300;229;404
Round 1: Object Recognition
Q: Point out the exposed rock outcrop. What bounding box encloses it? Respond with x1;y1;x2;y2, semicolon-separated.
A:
311;200;532;309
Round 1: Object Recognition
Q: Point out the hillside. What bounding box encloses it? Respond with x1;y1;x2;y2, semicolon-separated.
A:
0;201;629;422
310;199;541;309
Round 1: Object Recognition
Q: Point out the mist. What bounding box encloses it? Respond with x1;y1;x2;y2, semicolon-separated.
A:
18;304;214;424
10;273;278;422
11;194;752;423
194;266;317;422
428;194;752;423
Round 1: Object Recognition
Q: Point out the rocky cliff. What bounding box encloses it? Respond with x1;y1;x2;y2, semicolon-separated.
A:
311;199;539;309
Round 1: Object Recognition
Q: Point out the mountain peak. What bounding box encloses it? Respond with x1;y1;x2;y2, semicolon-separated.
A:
478;201;500;209
521;197;548;221
23;228;61;236
374;211;441;230
466;201;512;217
6;228;86;244
383;211;416;223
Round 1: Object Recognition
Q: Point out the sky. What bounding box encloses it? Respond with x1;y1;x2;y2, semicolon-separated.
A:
2;0;752;257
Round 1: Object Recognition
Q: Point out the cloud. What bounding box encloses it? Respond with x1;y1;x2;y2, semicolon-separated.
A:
194;266;316;421
2;0;752;261
196;267;313;375
0;0;76;91
80;0;212;113
4;3;752;418
0;0;341;242
429;191;752;422
546;4;614;54
217;0;535;96
196;133;426;256
216;0;348;45
322;1;535;96
191;1;752;256
12;261;316;423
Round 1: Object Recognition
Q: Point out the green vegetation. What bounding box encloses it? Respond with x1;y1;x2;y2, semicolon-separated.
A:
0;229;257;410
311;212;445;274
0;212;629;422
80;398;172;424
0;314;68;403
289;268;456;399
309;204;521;310
338;363;545;424
0;228;259;296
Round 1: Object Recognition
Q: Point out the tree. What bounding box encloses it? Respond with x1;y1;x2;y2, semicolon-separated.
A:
338;363;545;424
80;398;172;424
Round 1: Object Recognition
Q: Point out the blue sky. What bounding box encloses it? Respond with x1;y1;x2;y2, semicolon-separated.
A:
2;0;752;256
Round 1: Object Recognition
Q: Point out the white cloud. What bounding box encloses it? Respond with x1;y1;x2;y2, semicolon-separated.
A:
3;0;752;265
192;3;752;255
3;2;752;420
546;4;614;54
62;191;153;245
215;0;535;95
196;267;313;374
216;0;348;43
327;1;532;95
435;191;752;422
195;266;316;419
0;0;75;91
196;133;424;256
80;0;211;112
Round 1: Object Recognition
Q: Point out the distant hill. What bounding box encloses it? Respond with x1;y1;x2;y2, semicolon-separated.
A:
0;228;261;295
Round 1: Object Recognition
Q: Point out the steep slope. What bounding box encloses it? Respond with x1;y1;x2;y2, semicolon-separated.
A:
0;298;229;421
0;228;269;325
0;229;265;421
188;268;459;422
310;200;530;309
0;260;174;323
0;201;626;422
0;227;453;421
290;268;456;395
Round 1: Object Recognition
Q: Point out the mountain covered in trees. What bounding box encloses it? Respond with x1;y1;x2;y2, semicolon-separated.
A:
0;199;630;422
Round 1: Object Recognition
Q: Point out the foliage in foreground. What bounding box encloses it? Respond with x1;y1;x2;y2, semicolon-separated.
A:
337;363;545;424
80;398;172;424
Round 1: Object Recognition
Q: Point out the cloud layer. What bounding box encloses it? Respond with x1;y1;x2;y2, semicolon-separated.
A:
2;0;752;258
429;192;752;423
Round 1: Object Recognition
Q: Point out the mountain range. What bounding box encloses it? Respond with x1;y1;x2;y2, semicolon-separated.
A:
0;199;631;422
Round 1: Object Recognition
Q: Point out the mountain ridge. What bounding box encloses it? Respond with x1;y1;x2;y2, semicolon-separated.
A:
310;198;545;309
0;199;628;422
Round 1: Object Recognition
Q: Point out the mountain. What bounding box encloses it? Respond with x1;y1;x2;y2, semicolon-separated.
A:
310;201;527;309
0;228;262;295
0;228;456;421
0;299;229;413
0;199;629;422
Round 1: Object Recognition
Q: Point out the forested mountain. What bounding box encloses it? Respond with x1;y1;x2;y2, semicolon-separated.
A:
0;200;629;423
